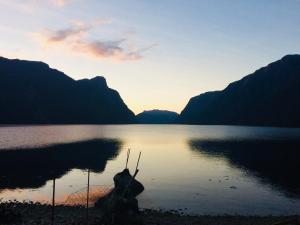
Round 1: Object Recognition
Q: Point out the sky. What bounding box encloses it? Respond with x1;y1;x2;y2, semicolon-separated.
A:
0;0;300;114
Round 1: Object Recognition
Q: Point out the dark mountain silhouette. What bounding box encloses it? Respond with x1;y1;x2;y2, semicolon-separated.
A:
0;57;135;124
0;139;121;189
136;109;179;124
189;138;300;198
179;55;300;127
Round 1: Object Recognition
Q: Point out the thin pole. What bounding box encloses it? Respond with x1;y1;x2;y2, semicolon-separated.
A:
86;168;90;224
135;152;141;172
51;178;55;225
125;148;131;169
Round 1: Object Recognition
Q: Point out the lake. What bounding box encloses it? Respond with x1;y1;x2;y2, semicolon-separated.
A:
0;125;300;215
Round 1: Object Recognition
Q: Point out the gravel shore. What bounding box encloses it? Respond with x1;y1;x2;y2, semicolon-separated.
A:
1;201;299;225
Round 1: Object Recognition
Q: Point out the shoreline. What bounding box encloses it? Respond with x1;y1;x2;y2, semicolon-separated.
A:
1;201;299;225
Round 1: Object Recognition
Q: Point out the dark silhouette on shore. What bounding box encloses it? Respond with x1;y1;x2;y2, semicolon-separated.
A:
189;138;300;198
0;57;135;124
179;55;300;127
0;139;121;189
136;110;178;124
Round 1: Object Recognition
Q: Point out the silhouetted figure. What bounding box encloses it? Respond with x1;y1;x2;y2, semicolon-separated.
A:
95;151;144;224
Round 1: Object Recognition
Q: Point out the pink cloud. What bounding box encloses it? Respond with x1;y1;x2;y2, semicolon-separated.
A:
50;0;70;7
73;39;143;61
42;26;87;43
0;0;73;11
33;21;153;61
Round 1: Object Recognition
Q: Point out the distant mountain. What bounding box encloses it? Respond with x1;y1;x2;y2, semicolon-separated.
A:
136;110;178;124
179;55;300;127
0;57;135;124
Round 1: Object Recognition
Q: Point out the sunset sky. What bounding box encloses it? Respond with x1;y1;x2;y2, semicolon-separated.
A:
0;0;299;114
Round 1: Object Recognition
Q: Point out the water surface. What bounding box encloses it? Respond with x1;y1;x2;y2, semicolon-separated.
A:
0;125;299;215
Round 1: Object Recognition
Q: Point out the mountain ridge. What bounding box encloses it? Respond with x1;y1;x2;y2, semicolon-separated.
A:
178;54;300;127
0;56;135;124
136;109;178;124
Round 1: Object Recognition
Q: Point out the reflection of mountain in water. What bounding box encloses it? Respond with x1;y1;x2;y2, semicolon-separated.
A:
0;139;121;189
189;139;300;198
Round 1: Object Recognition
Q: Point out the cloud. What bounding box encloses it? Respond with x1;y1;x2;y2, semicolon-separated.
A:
33;20;153;61
73;39;143;61
41;26;87;43
0;0;73;12
69;18;112;29
34;20;104;44
50;0;70;7
0;0;36;13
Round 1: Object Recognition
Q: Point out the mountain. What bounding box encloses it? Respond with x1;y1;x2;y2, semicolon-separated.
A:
179;55;300;127
0;57;135;124
136;109;179;124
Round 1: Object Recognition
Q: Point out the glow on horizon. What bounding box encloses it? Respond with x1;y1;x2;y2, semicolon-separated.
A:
0;0;300;114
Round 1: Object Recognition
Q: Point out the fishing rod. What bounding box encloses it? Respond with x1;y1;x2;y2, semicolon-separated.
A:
133;151;141;177
125;148;131;169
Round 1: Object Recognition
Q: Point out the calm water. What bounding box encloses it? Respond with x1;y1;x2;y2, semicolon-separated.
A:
0;125;300;215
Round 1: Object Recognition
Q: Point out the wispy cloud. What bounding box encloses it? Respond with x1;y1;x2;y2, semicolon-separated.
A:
72;39;143;61
0;0;35;13
50;0;70;7
33;20;153;61
0;0;73;12
40;26;87;43
41;19;113;43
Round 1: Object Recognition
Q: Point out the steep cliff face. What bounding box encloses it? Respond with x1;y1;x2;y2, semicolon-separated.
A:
179;55;300;127
0;57;135;124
